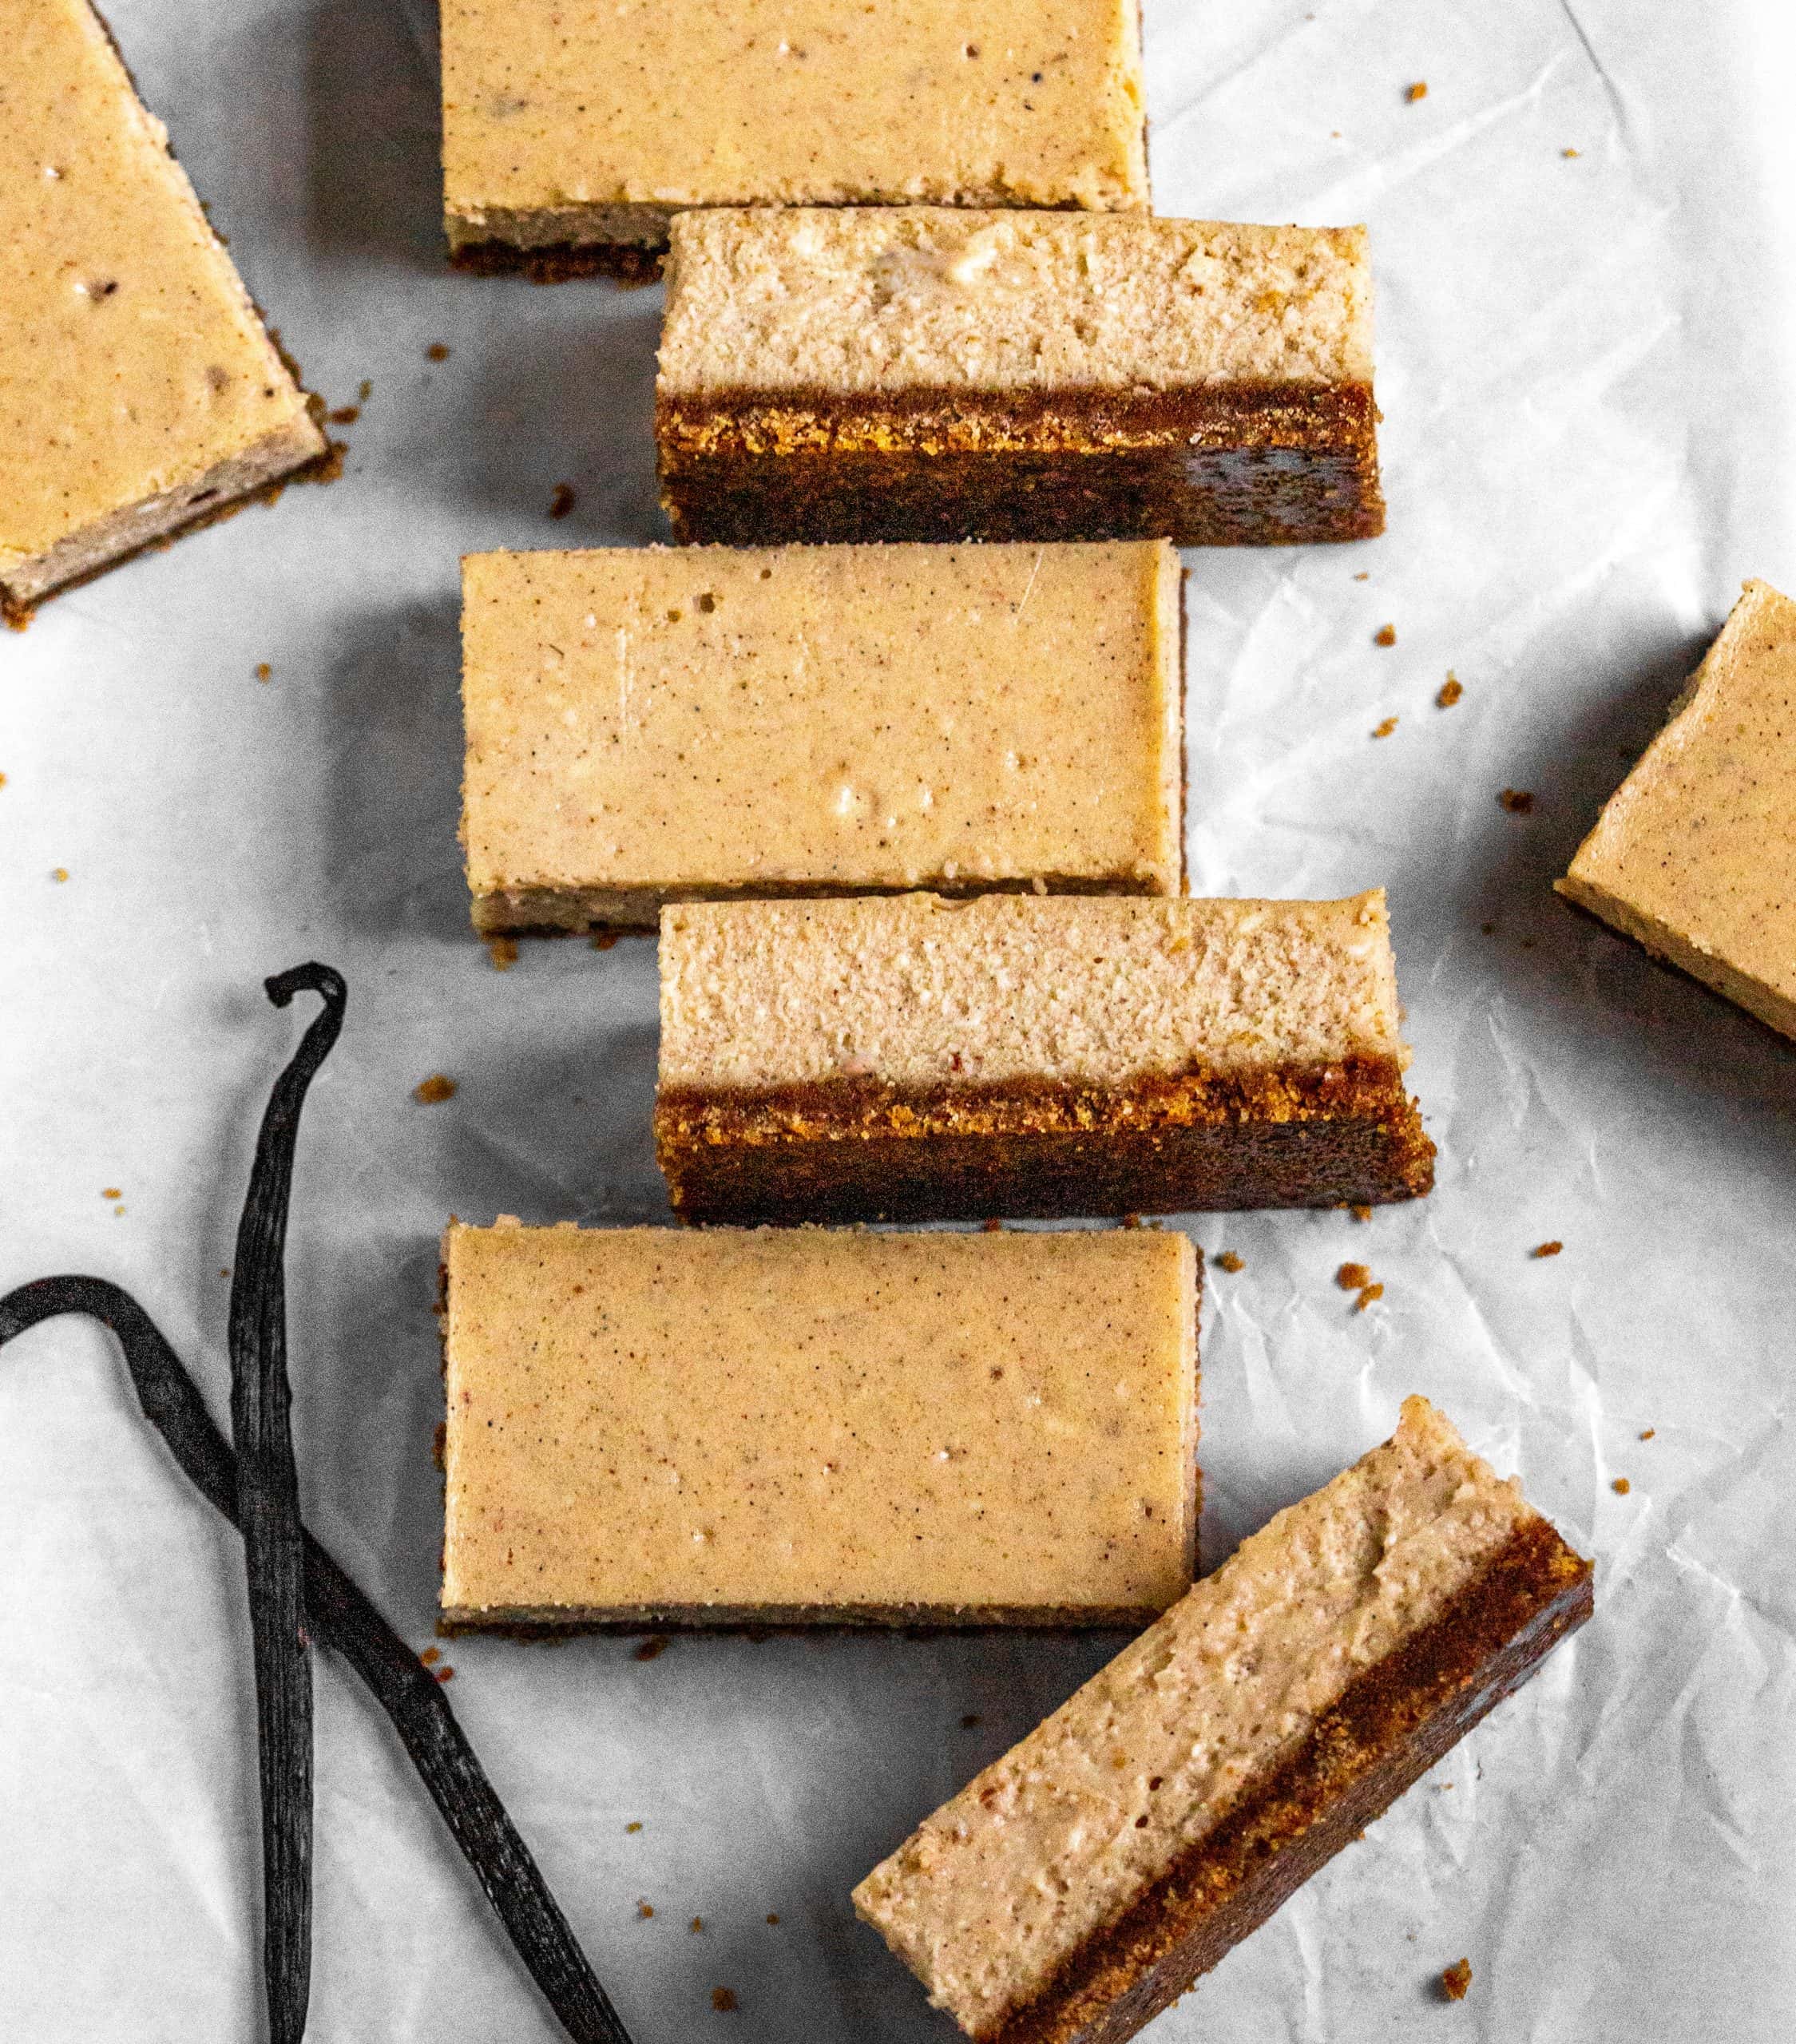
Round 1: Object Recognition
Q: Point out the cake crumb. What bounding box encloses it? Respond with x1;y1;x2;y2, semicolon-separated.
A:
1406;81;1429;103
420;1646;441;1666
101;1186;121;1200
426;342;450;362
690;1916;704;1933
254;662;272;682
1354;1282;1384;1312
1215;1250;1244;1274
432;1420;446;1470
1639;1428;1655;1441
625;1821;643;1834
1499;788;1535;814
1352;570;1369;580
1350;1203;1374;1222
487;937;519;972
1562;146;1580;157
981;1217;1004;1232
1612;1476;1631;1495
1531;1240;1563;1258
328;404;360;425
1120;1212;1142;1229
1437;674;1463;707
549;482;578;520
434;1665;455;1683
1336;1262;1371;1290
637;1901;655;1918
413;1073;457;1104
1372;715;1398;739
358;378;373;400
711;1988;738;2013
590;931;620;950
51;866;69;882
633;1636;669;1662
1440;1958;1471;2001
1374;623;1397;647
766;1912;780;1925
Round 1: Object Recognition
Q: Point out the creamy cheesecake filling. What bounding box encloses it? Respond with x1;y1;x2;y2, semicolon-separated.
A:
659;892;1407;1095
658;210;1373;399
853;1398;1536;2035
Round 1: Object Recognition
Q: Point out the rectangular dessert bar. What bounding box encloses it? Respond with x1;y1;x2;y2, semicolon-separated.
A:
1558;578;1796;1040
462;541;1183;936
440;1220;1199;1629
2;0;326;621
656;208;1384;548
656;891;1435;1224
854;1396;1592;2044
442;0;1146;279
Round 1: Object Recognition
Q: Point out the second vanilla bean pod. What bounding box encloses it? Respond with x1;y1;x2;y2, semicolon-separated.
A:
229;963;347;2044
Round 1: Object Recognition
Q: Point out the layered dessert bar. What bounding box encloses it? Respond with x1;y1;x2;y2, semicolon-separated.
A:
656;208;1383;547
2;0;326;621
440;1220;1199;1628
442;0;1147;280
1558;579;1796;1041
462;541;1183;936
854;1396;1592;2044
656;892;1434;1224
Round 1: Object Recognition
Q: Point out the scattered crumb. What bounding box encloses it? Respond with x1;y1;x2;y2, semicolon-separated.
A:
1499;788;1535;814
113;1204;126;1217
1215;1250;1245;1274
1612;1476;1631;1495
590;931;620;951
434;1666;455;1683
1440;1958;1471;2001
420;1646;441;1666
0;771;6;789
413;1072;457;1105
549;482;578;520
1639;1428;1655;1441
1480;921;1496;935
101;1186;121;1200
1437;674;1463;707
637;1901;655;1919
625;1821;643;1834
1350;1203;1373;1222
1354;1282;1384;1313
328;404;361;425
690;1916;704;1934
51;866;69;882
766;1913;780;1925
711;1988;738;2014
254;662;273;682
1374;623;1397;647
432;1420;446;1469
1352;570;1369;580
358;378;373;400
961;1712;982;1729
1120;1212;1142;1229
1372;715;1399;739
981;1217;1004;1232
633;1636;669;1662
1532;1240;1563;1258
426;342;450;362
1336;1262;1371;1290
1562;146;1580;158
487;937;519;972
1406;81;1429;103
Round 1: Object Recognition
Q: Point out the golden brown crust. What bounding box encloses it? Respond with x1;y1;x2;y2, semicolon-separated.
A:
988;1517;1592;2044
656;1057;1435;1224
656;381;1384;546
442;1598;1172;1637
448;237;667;285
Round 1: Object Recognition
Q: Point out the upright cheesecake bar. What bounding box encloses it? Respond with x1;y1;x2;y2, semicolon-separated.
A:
1558;579;1796;1041
442;0;1147;280
462;541;1183;936
656;892;1434;1224
440;1220;1199;1628
656;208;1383;548
2;0;326;620
854;1396;1592;2044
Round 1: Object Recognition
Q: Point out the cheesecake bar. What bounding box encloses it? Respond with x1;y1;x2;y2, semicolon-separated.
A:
1558;579;1796;1040
854;1396;1592;2044
2;0;326;620
440;1220;1199;1628
442;0;1147;280
656;892;1434;1225
462;541;1183;936
656;208;1383;547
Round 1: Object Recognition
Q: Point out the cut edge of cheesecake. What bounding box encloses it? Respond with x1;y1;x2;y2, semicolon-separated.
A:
851;1396;1592;2044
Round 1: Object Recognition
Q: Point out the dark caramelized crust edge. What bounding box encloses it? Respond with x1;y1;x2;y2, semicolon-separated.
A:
985;1517;1593;2044
656;1056;1436;1223
448;238;668;286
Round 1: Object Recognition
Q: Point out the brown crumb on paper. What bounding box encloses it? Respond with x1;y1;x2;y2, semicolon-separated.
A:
1336;1262;1371;1290
961;1712;982;1728
101;1186;121;1200
52;866;69;882
712;1988;738;2013
1640;1428;1656;1441
1215;1250;1244;1274
420;1646;441;1666
1372;715;1398;739
1563;146;1580;157
637;1901;655;1918
625;1821;643;1834
1354;1282;1383;1312
413;1073;457;1104
358;378;373;400
1120;1212;1142;1229
766;1912;780;1925
1499;788;1535;814
1374;623;1397;647
981;1217;1004;1232
690;1916;704;1933
590;931;620;950
1350;1203;1373;1222
1406;81;1429;103
426;342;450;362
633;1636;668;1662
1440;1958;1471;2001
255;662;272;682
1532;1240;1563;1258
1437;674;1463;707
1612;1476;1631;1495
328;404;360;425
434;1665;455;1683
549;482;578;520
487;937;519;972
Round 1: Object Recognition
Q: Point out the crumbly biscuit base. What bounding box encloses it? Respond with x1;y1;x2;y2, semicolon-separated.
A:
656;1058;1434;1223
656;382;1383;547
441;1598;1173;1635
942;1519;1592;2044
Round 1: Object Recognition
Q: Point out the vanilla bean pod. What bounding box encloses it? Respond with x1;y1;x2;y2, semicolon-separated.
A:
230;963;344;2042
0;1275;632;2044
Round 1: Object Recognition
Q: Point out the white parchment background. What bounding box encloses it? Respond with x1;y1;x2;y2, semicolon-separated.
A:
3;2;1795;2037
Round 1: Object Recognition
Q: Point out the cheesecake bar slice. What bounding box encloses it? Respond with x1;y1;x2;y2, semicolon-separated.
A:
656;208;1383;547
462;541;1183;936
440;1220;1199;1628
2;0;327;620
656;892;1434;1224
854;1396;1592;2044
1558;578;1796;1041
442;0;1146;280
